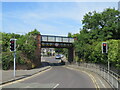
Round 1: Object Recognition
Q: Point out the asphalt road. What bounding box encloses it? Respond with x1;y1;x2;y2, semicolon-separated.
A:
2;57;96;89
41;56;62;63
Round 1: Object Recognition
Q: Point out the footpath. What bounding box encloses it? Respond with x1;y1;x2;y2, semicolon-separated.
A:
0;66;51;85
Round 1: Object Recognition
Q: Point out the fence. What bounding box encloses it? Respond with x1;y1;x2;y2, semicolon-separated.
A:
75;63;120;89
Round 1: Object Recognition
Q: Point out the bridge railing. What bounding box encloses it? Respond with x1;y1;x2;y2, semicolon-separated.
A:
41;35;74;43
75;63;120;89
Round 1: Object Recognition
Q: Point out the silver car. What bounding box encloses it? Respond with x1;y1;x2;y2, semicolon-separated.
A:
55;55;61;59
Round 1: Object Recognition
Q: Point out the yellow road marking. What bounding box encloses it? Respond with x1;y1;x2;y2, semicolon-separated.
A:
64;66;100;90
82;71;99;89
0;67;52;87
97;77;106;88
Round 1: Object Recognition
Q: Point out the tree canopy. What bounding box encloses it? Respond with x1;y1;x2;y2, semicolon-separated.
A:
71;8;120;70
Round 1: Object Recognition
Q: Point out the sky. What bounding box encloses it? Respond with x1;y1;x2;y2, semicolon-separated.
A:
1;1;119;36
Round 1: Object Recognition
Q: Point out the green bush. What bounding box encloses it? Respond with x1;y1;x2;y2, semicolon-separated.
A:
88;40;120;68
75;39;120;69
2;52;13;70
2;51;26;70
1;29;40;70
107;40;120;68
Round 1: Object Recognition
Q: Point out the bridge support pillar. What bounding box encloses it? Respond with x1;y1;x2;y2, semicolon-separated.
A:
35;34;41;66
68;47;74;63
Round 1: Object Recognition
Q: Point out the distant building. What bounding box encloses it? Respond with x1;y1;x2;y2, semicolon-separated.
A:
41;48;55;56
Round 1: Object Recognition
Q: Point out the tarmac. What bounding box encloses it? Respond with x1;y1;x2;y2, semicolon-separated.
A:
0;58;115;89
65;64;113;89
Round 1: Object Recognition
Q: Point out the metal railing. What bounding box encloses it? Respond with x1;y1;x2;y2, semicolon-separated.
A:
75;63;120;89
41;35;74;43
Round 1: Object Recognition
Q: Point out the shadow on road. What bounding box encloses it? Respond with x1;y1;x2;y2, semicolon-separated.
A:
41;61;65;67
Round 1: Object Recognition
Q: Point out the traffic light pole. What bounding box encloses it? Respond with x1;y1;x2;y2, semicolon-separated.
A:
10;39;17;77
102;42;109;81
107;53;110;82
13;51;16;77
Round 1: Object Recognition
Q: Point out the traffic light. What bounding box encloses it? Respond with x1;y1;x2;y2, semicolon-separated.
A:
102;42;107;53
10;39;16;51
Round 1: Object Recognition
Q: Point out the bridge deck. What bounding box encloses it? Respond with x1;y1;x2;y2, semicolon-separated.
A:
41;35;74;48
41;35;74;43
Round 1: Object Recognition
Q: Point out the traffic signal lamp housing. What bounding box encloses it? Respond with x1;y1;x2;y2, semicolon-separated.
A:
10;39;16;51
102;42;108;53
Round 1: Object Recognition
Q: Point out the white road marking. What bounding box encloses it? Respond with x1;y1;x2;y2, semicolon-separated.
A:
97;77;106;88
52;84;59;89
25;86;30;88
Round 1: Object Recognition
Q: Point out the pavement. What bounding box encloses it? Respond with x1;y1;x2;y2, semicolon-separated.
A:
0;66;51;85
0;56;60;86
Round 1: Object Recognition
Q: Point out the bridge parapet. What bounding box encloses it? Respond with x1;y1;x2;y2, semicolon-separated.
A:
41;35;74;43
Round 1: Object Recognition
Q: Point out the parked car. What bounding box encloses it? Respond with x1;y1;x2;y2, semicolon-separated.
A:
60;54;64;58
55;55;61;59
61;60;65;65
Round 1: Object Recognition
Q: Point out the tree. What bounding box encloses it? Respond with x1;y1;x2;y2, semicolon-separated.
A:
82;8;120;40
28;29;40;36
74;8;120;70
68;32;72;37
1;29;41;70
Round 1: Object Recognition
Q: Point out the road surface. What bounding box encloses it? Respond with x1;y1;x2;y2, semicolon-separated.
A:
2;56;110;89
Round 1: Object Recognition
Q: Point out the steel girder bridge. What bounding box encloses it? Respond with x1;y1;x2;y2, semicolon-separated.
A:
36;34;75;63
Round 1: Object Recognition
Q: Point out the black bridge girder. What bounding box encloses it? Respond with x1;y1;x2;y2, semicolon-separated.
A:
41;42;73;48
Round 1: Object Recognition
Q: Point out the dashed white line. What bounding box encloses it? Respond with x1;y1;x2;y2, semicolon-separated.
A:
25;86;30;88
52;84;59;90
